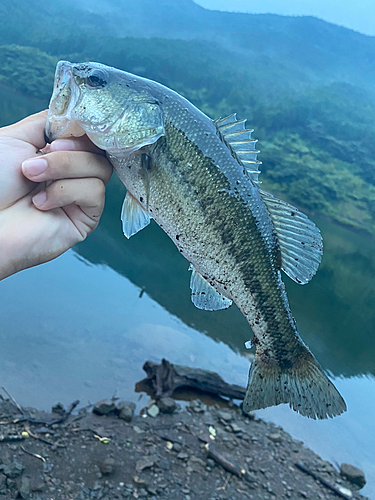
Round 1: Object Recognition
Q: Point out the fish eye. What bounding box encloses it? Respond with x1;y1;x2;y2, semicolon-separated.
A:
85;71;107;88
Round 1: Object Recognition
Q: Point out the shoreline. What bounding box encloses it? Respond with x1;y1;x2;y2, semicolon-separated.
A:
0;397;368;500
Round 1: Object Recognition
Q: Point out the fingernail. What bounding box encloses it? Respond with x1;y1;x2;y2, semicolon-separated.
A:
50;139;75;151
22;158;48;177
32;191;47;207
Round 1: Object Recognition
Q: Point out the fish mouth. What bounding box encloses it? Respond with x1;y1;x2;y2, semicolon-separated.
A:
45;61;84;143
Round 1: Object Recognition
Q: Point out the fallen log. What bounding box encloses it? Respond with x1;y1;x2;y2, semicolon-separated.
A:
139;358;246;400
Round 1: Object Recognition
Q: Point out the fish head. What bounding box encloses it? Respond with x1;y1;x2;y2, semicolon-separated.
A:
46;61;164;154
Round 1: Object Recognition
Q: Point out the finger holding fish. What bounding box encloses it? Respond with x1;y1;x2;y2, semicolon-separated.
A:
21;135;112;236
22;149;112;185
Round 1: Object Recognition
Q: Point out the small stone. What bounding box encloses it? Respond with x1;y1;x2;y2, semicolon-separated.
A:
340;463;366;489
0;474;6;491
51;402;65;415
157;398;177;414
146;485;157;495
189;457;205;466
136;456;157;472
177;452;189;460
147;405;160;418
133;476;147;485
159;458;170;471
319;461;336;474
3;461;24;479
229;423;242;433
18;476;31;499
6;478;16;489
100;458;116;475
133;425;143;434
116;401;136;422
187;399;205;414
29;476;45;493
267;433;282;443
173;442;182;453
187;456;206;473
208;426;216;437
217;410;233;422
93;399;116;415
242;409;255;420
336;485;353;497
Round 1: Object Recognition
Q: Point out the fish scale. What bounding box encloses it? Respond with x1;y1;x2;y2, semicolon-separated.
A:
46;61;347;419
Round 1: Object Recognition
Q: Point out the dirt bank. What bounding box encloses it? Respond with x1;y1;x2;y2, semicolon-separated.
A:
0;396;368;500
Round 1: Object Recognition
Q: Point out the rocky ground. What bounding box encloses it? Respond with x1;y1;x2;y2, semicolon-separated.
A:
0;396;369;500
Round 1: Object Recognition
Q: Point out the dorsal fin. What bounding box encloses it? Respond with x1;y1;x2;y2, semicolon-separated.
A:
259;190;323;284
215;113;261;186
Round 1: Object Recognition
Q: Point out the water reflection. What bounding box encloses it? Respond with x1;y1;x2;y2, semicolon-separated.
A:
75;176;375;378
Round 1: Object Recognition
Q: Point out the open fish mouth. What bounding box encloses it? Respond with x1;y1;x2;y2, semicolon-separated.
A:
45;61;84;142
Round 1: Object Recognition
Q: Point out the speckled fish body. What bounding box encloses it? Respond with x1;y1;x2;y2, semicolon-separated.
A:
46;61;346;419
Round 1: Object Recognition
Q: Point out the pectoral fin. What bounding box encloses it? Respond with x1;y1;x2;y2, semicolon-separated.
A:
121;191;151;239
189;266;232;311
260;190;323;284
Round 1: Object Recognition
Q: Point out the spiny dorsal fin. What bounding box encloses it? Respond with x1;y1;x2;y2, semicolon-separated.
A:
215;113;261;186
189;265;232;311
259;190;323;284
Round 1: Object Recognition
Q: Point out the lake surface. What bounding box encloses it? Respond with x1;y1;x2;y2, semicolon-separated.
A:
1;110;375;497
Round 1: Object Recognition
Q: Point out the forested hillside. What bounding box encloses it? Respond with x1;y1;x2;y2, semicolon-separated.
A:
1;0;374;237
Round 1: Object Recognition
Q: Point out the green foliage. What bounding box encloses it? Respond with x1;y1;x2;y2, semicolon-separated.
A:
0;6;374;239
260;133;375;236
0;45;57;98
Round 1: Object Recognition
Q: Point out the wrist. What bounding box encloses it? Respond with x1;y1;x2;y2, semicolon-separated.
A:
0;226;18;281
0;250;15;281
0;260;13;281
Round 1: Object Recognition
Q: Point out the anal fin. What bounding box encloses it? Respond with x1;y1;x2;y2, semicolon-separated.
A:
189;266;232;311
121;191;151;239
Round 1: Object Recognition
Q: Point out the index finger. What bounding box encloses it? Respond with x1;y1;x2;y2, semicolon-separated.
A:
50;135;106;156
22;150;113;186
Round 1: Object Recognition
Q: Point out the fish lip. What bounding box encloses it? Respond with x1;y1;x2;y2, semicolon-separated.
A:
45;61;81;142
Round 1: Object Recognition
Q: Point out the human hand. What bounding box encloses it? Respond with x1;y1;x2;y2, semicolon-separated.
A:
0;110;113;280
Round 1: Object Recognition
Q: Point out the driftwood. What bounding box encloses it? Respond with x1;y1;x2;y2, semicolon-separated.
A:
205;443;244;477
140;359;246;400
14;400;80;427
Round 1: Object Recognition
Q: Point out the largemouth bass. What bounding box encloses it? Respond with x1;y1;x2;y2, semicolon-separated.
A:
46;61;346;419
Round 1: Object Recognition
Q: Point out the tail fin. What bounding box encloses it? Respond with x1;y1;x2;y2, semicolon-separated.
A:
242;355;347;419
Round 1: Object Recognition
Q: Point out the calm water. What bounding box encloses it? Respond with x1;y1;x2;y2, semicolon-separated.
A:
1;106;375;497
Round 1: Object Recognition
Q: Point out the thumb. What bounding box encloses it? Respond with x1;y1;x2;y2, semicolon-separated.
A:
2;110;48;150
